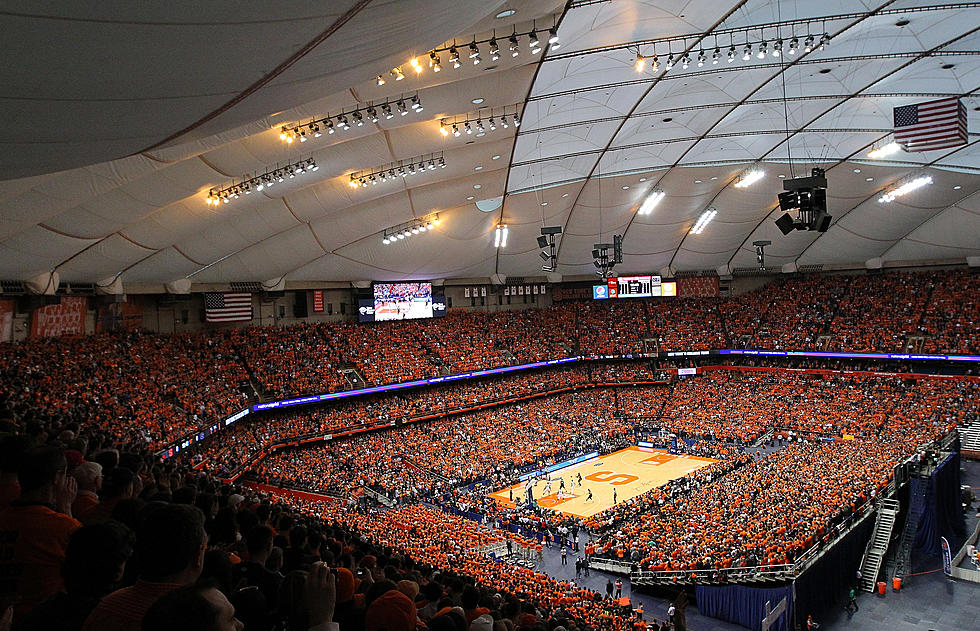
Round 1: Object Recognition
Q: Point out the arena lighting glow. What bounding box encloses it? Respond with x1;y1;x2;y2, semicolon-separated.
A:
719;349;980;362
867;142;901;159
690;208;717;234
349;153;445;189
206;157;316;205
279;94;422;144
245;346;980;415
878;176;932;203
439;106;521;139
636;190;665;215
252;356;580;412
734;169;765;188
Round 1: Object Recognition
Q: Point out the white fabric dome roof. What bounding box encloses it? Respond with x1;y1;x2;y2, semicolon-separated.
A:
1;0;977;285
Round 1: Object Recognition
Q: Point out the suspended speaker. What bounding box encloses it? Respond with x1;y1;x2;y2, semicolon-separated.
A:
775;213;796;235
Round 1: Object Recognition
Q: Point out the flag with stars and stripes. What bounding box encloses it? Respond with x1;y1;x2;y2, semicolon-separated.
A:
204;292;252;323
893;97;967;152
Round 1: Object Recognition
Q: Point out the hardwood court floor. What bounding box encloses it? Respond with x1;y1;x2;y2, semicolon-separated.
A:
489;446;718;518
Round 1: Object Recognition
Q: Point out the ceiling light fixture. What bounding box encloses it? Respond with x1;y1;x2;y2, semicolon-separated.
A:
548;26;560;49
494;224;509;248
350;153;445;190
690;208;717;234
867;142;902;159
438;105;522;139
280;94;423;143
637;190;666;215
381;214;441;245
206;157;316;205
734;169;765;188
878;175;932;203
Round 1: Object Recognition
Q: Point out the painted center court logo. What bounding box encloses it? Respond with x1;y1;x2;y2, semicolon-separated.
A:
640;454;675;466
537;491;578;508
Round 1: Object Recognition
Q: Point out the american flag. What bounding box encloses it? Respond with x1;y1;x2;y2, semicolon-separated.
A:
893;97;967;152
204;292;252;323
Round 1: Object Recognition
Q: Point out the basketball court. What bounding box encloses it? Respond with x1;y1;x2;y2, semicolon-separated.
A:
489;446;718;518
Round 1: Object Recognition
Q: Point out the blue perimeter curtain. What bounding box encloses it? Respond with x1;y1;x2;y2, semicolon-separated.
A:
913;451;965;558
695;584;793;631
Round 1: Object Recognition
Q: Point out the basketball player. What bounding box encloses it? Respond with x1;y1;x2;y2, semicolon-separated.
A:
559;478;566;492
586;488;593;502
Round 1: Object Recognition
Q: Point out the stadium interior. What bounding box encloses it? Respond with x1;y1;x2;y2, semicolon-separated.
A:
1;2;979;631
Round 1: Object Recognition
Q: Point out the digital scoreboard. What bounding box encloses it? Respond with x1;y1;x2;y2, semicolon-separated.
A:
593;275;676;299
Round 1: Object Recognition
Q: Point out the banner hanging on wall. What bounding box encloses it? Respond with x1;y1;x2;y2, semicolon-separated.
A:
30;296;86;338
0;299;13;342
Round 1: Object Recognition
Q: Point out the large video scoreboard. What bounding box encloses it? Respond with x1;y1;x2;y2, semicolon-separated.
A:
593;275;676;299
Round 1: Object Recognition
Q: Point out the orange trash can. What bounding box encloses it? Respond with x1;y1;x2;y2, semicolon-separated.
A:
892;577;902;591
877;581;886;594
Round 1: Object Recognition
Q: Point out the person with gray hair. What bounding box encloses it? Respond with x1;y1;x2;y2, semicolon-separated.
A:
71;461;102;522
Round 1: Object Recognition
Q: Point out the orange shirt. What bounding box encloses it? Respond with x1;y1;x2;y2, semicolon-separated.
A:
72;492;100;522
0;502;81;617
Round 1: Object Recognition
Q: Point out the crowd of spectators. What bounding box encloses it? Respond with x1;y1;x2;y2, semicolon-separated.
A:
252;391;631;501
1;282;978;631
919;270;980;354
0;400;643;631
0;269;977;461
185;367;594;476
224;324;348;399
585;375;979;574
0;330;248;451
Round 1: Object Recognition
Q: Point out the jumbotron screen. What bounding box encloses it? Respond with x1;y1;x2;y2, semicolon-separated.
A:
593;276;676;299
359;282;447;322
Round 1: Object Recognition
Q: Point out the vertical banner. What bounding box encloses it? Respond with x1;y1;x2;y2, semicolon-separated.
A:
464;287;470;298
96;297;143;332
942;536;952;576
30;296;87;338
0;299;13;342
480;287;487;297
312;290;324;312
